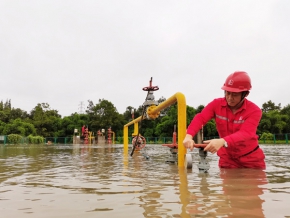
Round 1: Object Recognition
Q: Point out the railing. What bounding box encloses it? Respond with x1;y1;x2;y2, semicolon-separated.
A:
115;137;175;144
0;136;74;145
0;136;176;145
205;134;290;145
45;137;74;144
258;133;290;144
1;134;290;145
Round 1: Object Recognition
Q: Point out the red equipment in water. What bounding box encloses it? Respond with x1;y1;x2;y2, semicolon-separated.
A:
132;135;146;150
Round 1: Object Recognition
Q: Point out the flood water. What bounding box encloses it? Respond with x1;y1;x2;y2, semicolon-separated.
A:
0;144;290;218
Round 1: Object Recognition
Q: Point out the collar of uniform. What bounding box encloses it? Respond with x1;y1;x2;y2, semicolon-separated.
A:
221;97;227;107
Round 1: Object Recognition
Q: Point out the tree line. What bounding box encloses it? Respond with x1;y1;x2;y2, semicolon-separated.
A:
0;98;289;140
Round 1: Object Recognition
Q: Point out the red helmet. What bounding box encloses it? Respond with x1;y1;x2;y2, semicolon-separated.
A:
221;71;252;92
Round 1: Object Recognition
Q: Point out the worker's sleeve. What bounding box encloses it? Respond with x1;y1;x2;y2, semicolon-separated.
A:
186;100;216;137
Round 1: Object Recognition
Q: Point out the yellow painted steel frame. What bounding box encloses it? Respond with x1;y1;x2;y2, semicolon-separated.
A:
123;92;187;167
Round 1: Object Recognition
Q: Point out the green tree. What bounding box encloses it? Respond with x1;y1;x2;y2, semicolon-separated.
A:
258;114;271;134
259;101;289;134
30;103;62;137
155;104;178;137
0;99;11;123
2;118;36;136
123;106;137;122
60;113;89;137
0;111;8;123
86;99;126;136
280;104;290;133
204;119;217;138
10;108;29;120
186;104;217;138
260;110;287;134
186;105;197;125
261;100;281;113
0;120;6;134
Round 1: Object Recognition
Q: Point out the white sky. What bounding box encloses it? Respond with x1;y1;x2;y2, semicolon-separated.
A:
1;0;289;117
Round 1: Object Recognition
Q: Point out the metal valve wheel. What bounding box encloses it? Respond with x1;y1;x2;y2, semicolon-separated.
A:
132;136;146;150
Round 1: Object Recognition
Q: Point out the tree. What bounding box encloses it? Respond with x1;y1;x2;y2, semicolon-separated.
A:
280;104;290;133
261;100;281;113
186;104;217;138
30;103;62;137
196;105;205;113
186;105;196;125
258;115;271;134
10;108;29;120
59;113;89;137
0;111;8;123
0;99;11;123
2;118;36;136
155;104;178;137
123;106;136;122
260;110;287;134
86;99;126;136
203;119;217;138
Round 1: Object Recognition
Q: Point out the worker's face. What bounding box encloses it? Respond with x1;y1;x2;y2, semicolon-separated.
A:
225;91;242;107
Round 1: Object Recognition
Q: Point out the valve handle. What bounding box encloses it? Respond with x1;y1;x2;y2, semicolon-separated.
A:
142;77;159;92
132;135;146;150
142;86;159;91
194;144;207;148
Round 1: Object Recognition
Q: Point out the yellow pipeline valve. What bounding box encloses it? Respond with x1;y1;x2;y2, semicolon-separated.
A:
146;105;160;120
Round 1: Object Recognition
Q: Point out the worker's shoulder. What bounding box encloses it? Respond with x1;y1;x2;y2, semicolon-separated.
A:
211;97;227;105
245;99;261;111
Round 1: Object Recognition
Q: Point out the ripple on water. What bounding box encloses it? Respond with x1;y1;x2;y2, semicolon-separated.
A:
0;144;290;217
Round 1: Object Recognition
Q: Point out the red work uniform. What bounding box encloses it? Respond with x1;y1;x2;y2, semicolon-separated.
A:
187;97;266;169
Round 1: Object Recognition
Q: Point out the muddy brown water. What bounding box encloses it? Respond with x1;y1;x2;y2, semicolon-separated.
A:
0;144;289;218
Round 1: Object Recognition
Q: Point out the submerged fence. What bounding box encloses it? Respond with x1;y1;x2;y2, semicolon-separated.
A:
0;136;74;145
0;134;290;145
0;135;174;145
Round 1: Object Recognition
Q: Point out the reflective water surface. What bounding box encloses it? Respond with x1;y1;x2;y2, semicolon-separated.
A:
0;144;290;218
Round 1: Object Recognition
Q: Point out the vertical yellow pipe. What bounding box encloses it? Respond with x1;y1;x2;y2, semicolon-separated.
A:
133;122;139;136
124;126;128;150
176;93;187;167
124;116;142;149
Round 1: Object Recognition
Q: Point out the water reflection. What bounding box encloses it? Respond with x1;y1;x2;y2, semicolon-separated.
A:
0;144;290;217
219;169;267;217
179;168;268;217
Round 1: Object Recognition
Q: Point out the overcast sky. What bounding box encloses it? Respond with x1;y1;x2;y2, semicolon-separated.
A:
1;0;289;117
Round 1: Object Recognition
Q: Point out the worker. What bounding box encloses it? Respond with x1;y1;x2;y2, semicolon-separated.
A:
183;71;266;169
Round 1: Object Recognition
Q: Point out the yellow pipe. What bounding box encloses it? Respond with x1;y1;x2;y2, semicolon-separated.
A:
132;122;138;136
123;92;187;167
124;116;142;127
148;92;187;167
88;131;93;145
123;126;128;149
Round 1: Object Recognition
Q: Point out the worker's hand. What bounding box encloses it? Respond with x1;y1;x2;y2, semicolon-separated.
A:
183;134;195;151
203;139;225;154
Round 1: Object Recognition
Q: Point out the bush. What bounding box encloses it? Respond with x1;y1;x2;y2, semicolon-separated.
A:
7;134;23;144
260;132;274;140
27;135;45;144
